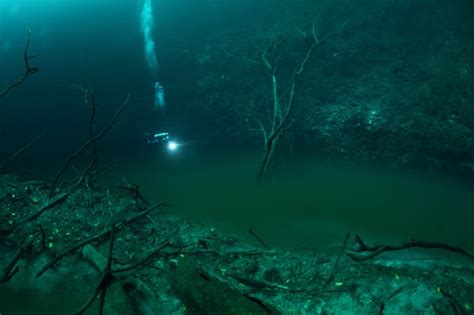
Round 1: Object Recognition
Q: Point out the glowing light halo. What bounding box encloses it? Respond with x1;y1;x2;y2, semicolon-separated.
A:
167;141;178;151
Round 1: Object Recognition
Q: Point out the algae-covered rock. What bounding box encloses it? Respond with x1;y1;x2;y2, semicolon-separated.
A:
166;256;281;314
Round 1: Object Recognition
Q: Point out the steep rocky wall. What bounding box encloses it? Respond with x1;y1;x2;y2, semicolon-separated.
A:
163;0;474;177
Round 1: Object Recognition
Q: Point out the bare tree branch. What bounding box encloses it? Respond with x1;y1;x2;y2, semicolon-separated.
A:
0;128;46;172
35;201;168;278
0;28;39;98
347;234;474;262
256;20;327;182
49;94;130;198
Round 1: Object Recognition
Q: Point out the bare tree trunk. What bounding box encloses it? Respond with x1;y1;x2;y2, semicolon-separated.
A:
256;22;326;183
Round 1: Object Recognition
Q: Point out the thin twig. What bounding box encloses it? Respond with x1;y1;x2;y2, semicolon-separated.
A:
1;248;22;282
0;128;46;171
366;286;404;315
112;240;171;273
220;45;259;64
74;158;96;189
91;160;118;178
322;232;350;288
73;84;99;188
248;227;269;249
75;272;107;315
116;178;149;207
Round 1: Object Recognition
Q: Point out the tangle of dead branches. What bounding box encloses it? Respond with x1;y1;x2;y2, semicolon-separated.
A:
49;92;130;198
0;191;69;238
71;84;99;188
35;201;168;278
116;178;149;209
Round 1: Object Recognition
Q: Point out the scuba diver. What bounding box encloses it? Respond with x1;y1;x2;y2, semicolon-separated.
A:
145;132;178;151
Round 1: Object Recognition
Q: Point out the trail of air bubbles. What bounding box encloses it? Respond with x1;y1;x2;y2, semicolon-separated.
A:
140;0;165;109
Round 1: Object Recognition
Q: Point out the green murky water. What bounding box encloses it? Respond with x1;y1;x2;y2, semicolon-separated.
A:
109;150;474;252
2;150;473;314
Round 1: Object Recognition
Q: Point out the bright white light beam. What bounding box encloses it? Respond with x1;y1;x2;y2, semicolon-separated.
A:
167;141;178;151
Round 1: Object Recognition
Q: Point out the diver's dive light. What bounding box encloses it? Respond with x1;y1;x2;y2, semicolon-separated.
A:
167;141;177;151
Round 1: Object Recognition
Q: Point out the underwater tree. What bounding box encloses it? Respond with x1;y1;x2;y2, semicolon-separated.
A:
48;86;129;198
253;20;334;183
0;29;41;172
0;28;39;98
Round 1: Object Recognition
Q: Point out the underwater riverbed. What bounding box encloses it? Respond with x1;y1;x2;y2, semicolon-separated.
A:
2;150;474;314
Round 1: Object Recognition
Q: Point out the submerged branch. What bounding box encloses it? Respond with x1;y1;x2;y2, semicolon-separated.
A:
0;29;39;98
49;94;130;197
36;201;168;278
347;234;474;262
0;128;46;172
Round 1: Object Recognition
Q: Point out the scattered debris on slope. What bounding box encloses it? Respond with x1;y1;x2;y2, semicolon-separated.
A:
0;174;473;314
